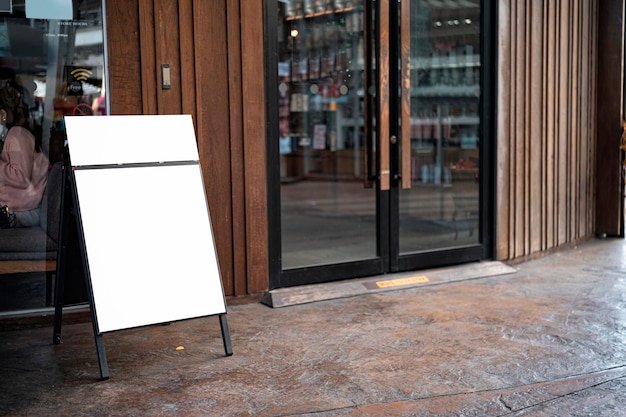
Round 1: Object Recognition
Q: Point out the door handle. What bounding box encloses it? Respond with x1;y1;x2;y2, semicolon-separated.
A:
363;0;374;189
379;0;390;191
400;0;411;189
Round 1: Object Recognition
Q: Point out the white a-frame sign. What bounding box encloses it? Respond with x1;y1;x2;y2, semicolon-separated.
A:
53;115;232;380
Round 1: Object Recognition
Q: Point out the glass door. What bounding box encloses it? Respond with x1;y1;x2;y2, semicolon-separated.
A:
269;0;491;288
393;0;487;271
273;0;383;287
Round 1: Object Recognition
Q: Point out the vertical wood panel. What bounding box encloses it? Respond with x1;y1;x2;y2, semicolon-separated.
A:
518;4;536;253
548;1;560;248
154;0;182;114
578;0;597;236
541;0;549;249
497;0;598;261
106;1;143;114
240;0;269;294
379;0;390;191
546;1;556;249
178;0;197;123
193;0;235;294
529;1;543;253
578;0;588;239
506;0;516;259
588;0;598;234
556;0;567;245
571;0;580;241
513;0;525;258
496;0;511;260
138;0;157;115
226;0;247;296
507;0;514;258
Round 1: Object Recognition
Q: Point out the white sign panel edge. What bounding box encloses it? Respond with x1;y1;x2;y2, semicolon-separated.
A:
65;114;199;166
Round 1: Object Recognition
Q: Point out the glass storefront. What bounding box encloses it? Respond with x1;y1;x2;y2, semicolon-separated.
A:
272;0;487;287
0;0;106;312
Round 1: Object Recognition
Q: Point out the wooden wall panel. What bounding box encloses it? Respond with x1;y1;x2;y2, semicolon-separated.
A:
240;0;269;294
557;0;570;246
579;0;596;237
226;0;247;296
105;1;142;114
178;0;197;122
138;0;157;115
193;0;235;295
496;0;511;259
529;0;543;254
545;1;556;250
106;0;268;296
512;0;525;257
154;0;182;114
497;0;598;260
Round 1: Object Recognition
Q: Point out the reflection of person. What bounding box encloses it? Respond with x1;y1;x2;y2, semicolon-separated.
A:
92;94;106;115
0;84;50;228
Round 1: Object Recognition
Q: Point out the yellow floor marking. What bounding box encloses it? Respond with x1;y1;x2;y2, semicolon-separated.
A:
376;276;430;288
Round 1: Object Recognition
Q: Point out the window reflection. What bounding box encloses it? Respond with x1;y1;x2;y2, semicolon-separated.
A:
0;0;105;312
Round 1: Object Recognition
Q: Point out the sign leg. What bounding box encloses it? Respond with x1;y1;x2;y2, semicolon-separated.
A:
70;170;109;380
52;289;64;345
219;314;233;356
52;250;65;344
93;331;109;380
53;165;70;345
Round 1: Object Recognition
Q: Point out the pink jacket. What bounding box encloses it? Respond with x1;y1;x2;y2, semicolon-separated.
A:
0;126;50;211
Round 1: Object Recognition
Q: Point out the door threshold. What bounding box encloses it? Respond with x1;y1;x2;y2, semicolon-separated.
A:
261;261;517;308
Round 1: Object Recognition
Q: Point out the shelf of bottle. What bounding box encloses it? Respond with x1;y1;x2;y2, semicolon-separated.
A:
286;6;357;21
412;85;480;98
334;116;477;131
410;116;479;126
412;54;480;69
282;84;472;100
413;26;480;40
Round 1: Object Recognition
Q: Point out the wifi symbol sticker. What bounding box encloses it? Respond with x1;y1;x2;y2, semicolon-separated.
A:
71;68;93;82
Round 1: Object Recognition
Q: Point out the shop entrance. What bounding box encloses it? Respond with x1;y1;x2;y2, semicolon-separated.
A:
267;0;494;288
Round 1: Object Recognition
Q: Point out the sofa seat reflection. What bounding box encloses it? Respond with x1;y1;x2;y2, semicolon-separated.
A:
0;162;63;306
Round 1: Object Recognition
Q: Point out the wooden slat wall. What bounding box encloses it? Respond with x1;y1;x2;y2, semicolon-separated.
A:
106;0;268;296
497;0;598;260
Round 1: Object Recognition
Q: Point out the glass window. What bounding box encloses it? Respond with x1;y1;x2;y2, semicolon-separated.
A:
0;0;106;313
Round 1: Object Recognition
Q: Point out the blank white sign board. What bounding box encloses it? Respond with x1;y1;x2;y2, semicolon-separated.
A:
65;115;226;333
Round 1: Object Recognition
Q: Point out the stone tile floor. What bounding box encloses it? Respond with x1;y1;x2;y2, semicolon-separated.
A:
1;238;626;416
